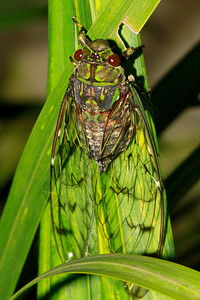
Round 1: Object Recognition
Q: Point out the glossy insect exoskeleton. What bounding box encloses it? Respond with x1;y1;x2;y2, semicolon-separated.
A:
71;37;136;172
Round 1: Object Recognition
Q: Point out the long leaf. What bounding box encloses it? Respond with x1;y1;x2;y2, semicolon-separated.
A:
11;254;200;300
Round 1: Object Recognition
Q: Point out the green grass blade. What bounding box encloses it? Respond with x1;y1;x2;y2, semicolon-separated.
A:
47;1;75;94
87;0;161;39
38;2;77;298
0;67;72;300
122;0;161;33
10;254;200;300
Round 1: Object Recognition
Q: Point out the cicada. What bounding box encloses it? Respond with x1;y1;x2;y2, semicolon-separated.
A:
50;19;165;292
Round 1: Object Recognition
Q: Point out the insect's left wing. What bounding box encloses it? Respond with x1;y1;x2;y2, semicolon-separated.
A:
93;83;165;258
130;83;165;255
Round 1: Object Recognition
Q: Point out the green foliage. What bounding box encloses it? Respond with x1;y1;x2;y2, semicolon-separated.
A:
10;254;200;300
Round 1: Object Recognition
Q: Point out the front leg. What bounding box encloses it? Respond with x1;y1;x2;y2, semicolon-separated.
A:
122;45;144;60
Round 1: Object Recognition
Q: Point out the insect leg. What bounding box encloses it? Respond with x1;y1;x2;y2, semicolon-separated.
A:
72;17;87;34
122;45;144;60
72;17;90;47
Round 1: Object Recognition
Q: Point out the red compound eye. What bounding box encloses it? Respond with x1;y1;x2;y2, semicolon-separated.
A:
74;49;83;61
107;54;121;66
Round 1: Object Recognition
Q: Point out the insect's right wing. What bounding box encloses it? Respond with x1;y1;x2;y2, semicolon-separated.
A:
50;80;99;263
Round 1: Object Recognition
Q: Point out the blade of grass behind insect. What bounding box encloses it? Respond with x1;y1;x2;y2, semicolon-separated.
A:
87;0;161;41
0;1;165;300
38;2;76;298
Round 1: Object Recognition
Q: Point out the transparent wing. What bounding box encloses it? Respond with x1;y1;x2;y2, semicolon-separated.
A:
95;84;164;257
50;81;164;264
50;82;100;262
